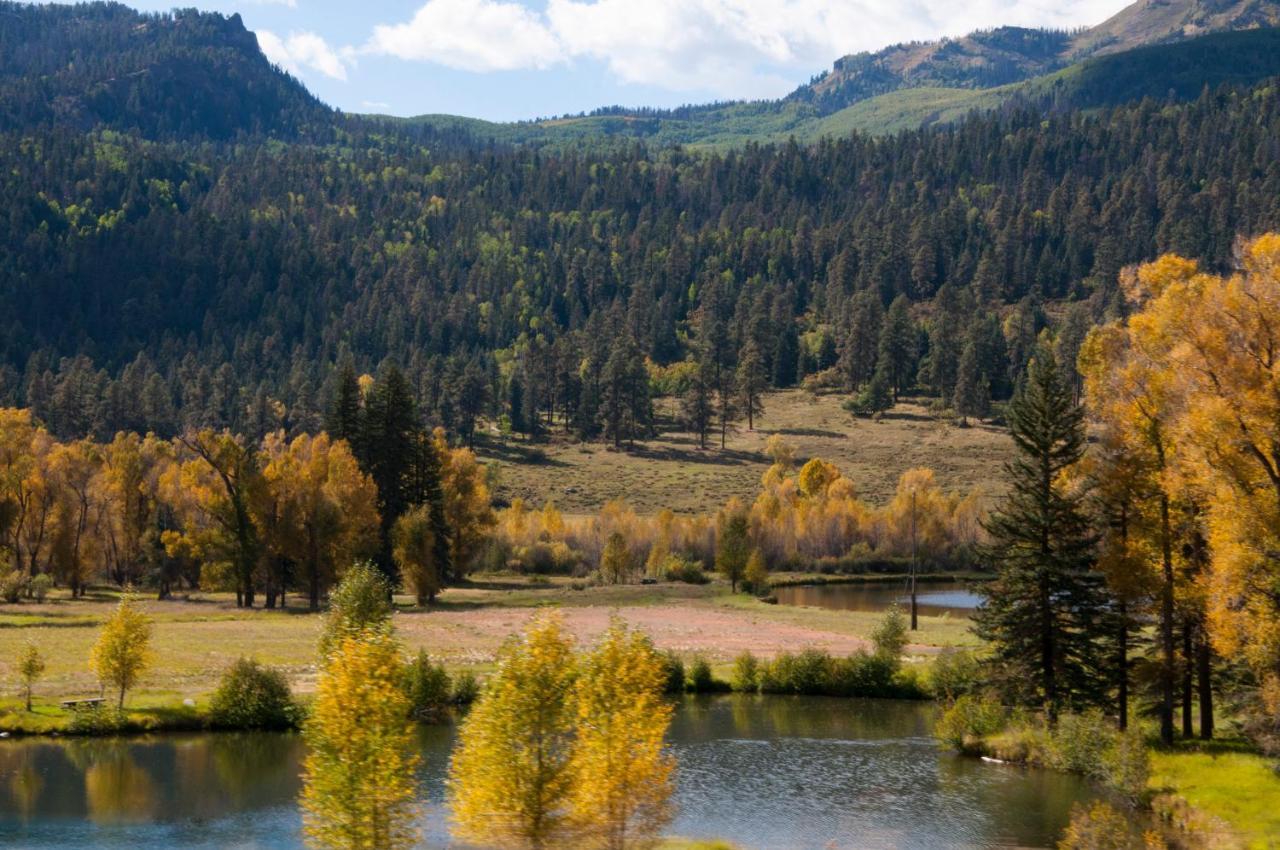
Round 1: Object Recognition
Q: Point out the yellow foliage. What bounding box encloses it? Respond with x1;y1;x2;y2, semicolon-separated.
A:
301;631;418;850
569;621;675;850
89;592;152;709
448;612;578;849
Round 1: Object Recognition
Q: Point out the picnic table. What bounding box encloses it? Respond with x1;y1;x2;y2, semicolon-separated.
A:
60;697;105;711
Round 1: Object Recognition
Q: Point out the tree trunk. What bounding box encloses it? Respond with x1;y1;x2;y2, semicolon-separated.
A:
1182;623;1194;738
1117;604;1129;731
1197;627;1214;740
1159;494;1175;745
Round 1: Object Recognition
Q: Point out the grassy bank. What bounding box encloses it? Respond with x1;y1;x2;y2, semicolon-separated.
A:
1150;747;1280;849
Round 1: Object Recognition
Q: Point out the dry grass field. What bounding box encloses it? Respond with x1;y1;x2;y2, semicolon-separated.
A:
0;578;975;708
477;390;1013;515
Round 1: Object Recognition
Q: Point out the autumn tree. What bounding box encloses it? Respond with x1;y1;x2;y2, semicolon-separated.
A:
319;561;393;658
90;592;153;709
974;347;1111;720
260;432;379;611
600;532;633;585
449;612;578;849
392;505;444;605
568;621;675;850
435;429;494;582
301;630;418;850
169;430;264;607
18;641;44;711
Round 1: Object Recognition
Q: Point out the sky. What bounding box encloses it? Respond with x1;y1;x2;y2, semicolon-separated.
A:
109;0;1134;121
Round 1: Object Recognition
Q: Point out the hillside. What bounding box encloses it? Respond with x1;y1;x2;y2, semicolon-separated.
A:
404;0;1280;146
0;1;330;139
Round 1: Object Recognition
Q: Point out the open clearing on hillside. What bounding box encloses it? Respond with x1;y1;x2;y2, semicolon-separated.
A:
0;579;974;704
478;390;1012;515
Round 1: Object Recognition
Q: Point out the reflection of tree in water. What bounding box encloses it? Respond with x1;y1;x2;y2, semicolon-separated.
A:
209;732;304;808
72;741;159;824
3;749;43;822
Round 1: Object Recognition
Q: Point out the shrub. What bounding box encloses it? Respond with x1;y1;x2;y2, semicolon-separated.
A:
730;652;759;693
403;650;452;721
0;569;26;603
29;573;52;602
927;648;983;700
871;605;907;668
1048;710;1113;776
68;706;128;735
1057;801;1150;850
686;656;725;693
208;658;295;730
934;695;1007;753
662;556;708;584
1101;727;1150;804
451;671;480;705
661;652;685;695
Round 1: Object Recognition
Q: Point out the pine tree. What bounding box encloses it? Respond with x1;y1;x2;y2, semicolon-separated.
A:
325;360;363;448
973;347;1111;720
838;290;883;390
682;355;715;450
361;366;420;577
877;294;917;401
736;338;767;431
953;339;991;423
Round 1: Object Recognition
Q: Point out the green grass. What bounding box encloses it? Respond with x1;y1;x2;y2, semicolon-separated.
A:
1151;747;1280;849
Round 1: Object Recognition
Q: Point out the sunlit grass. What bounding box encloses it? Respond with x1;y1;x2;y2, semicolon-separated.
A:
1150;747;1280;849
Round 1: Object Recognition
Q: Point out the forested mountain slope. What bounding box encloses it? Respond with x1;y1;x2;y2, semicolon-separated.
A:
0;1;330;139
3;82;1279;441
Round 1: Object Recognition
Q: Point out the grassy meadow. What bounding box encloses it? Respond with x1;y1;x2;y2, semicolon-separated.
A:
478;389;1013;515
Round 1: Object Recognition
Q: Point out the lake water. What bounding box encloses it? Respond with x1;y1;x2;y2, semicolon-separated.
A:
773;581;984;617
0;695;1104;849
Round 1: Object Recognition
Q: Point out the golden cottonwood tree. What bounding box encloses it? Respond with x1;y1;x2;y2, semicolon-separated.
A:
448;612;578;849
260;432;379;610
0;410;57;578
568;621;675;850
435;429;494;581
47;439;101;597
301;630;419;850
391;504;444;605
1112;236;1280;732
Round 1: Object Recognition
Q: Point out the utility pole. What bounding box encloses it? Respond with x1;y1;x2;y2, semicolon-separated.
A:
910;488;919;631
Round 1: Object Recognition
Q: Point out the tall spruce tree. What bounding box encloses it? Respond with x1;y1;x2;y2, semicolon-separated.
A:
877;294;917;401
361;366;421;579
325;361;363;448
973;346;1111;719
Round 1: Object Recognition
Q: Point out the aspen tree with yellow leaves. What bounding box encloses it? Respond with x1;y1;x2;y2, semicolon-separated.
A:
301;630;418;850
448;612;578;849
89;592;152;709
568;621;675;850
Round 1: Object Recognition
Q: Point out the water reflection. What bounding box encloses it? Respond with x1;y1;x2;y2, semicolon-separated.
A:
0;696;1104;850
774;581;983;616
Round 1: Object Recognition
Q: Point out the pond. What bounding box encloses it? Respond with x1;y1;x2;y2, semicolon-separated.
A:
773;581;984;617
0;696;1105;849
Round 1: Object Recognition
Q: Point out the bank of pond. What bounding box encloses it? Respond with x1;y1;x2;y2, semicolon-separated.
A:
0;695;1121;850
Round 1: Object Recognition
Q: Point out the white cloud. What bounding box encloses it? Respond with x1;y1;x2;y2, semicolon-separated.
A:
367;0;562;72
360;0;1129;96
257;30;349;80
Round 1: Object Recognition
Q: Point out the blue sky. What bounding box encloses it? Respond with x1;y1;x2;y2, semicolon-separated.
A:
111;0;1133;121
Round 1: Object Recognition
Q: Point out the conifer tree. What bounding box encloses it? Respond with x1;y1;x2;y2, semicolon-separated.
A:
736;338;767;431
952;339;990;423
877;294;917;401
973;346;1110;720
325;360;363;449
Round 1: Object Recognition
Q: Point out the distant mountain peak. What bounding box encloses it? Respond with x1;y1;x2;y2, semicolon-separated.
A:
790;0;1280;114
